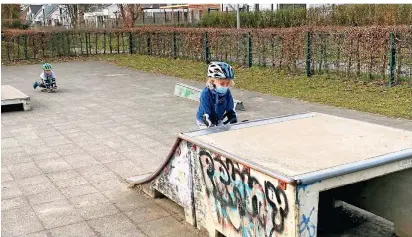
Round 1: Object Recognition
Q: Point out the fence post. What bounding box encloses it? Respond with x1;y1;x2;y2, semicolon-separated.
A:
389;32;396;87
41;33;45;57
122;32;125;53
172;32;177;59
103;32;106;54
247;32;252;68
306;31;312;77
79;33;83;55
129;32;133;54
109;32;112;54
23;34;28;59
396;33;401;77
204;32;210;64
17;36;20;59
117;33;120;53
52;33;56;57
89;32;92;55
85;32;89;55
5;35;11;61
56;32;61;56
147;34;152;55
67;33;72;55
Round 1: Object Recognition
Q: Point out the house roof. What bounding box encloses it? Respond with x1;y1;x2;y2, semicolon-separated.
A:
29;5;42;15
32;5;58;19
45;5;59;18
21;5;29;11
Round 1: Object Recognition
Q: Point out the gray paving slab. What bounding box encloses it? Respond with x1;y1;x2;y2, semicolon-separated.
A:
1;196;29;211
1;206;45;236
2;61;411;237
48;222;96;237
32;199;84;229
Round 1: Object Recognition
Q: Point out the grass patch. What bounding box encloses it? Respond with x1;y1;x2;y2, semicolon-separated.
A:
2;54;411;119
97;54;412;120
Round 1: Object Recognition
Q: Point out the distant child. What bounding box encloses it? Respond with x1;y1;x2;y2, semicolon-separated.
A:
196;62;238;129
33;63;57;92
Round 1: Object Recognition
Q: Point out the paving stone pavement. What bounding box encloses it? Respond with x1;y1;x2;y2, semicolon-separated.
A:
1;61;411;237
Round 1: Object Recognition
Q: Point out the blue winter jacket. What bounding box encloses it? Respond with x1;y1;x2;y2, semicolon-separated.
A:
196;87;235;125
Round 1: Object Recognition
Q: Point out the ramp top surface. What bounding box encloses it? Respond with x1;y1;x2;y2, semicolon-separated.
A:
185;113;412;178
1;85;29;101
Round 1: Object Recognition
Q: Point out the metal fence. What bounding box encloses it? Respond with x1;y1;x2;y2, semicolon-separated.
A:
2;29;411;85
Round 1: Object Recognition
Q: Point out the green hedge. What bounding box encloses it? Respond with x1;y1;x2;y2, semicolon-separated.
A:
198;4;412;28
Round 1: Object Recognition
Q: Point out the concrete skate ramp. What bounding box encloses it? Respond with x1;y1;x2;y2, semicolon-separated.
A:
126;112;412;237
1;85;31;111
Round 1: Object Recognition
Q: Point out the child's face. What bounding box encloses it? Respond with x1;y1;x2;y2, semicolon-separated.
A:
215;79;230;88
44;70;51;75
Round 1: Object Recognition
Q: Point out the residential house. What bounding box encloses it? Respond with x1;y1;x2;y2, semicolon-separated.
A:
57;6;72;28
28;5;71;28
46;6;71;27
84;4;120;28
32;5;57;26
25;5;42;23
46;6;61;26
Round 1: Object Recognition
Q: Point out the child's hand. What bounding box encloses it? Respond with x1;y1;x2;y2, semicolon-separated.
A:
222;111;237;125
202;114;212;127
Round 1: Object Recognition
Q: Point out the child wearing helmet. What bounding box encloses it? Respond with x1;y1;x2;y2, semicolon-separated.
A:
33;63;57;91
196;61;238;129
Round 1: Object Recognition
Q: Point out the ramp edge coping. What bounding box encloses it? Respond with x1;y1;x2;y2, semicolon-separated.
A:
183;112;316;138
294;148;412;185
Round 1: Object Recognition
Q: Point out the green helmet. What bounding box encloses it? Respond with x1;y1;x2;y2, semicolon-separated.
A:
42;63;52;70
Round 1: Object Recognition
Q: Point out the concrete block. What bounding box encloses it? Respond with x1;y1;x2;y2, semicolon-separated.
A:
1;85;31;111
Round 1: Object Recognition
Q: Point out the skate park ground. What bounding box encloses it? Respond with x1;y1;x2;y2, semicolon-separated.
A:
1;61;412;237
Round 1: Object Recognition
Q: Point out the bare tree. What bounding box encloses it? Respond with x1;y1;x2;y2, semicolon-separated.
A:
64;4;92;29
1;4;21;19
117;4;143;28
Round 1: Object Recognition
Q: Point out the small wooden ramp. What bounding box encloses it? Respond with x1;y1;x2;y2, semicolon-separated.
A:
126;113;412;237
1;85;31;111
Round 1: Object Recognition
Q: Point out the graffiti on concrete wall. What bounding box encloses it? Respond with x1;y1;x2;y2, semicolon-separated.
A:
155;140;193;207
198;150;289;237
299;207;316;237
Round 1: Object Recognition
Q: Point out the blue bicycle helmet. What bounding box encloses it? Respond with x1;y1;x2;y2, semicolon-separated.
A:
207;62;234;79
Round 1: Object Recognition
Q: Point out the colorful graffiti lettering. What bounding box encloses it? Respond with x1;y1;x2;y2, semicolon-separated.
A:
198;150;289;237
299;207;316;237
